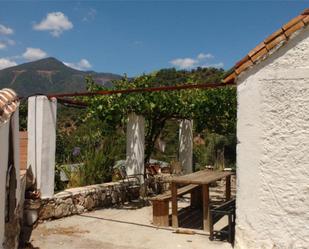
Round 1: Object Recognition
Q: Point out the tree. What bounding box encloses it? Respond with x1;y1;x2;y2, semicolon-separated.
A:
83;67;236;167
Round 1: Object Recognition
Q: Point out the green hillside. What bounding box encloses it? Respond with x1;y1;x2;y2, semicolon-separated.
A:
0;57;122;97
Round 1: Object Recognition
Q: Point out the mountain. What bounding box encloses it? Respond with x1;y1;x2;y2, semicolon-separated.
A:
0;57;122;97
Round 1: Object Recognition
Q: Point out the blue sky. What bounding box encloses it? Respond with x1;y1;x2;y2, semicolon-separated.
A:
0;1;308;76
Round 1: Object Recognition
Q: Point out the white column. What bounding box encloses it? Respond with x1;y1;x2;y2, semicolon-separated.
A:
27;96;57;198
126;113;145;183
11;110;21;205
0;121;9;248
179;119;193;174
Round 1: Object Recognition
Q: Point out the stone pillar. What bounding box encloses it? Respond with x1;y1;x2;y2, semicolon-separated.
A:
179;119;193;174
126;113;145;183
27;96;57;198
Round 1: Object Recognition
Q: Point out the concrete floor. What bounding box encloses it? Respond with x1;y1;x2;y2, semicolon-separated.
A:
30;201;232;249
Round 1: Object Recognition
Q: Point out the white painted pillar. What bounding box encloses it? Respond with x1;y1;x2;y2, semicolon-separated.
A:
179;119;193;174
0;121;9;248
27;96;57;198
126;113;145;183
11;110;21;205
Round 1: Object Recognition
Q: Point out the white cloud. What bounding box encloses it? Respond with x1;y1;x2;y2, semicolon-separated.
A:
170;58;198;69
0;24;14;35
0;42;6;50
201;62;224;68
33;12;73;37
22;48;48;61
170;52;223;69
64;59;92;71
0;58;17;70
197;53;214;60
0;39;16;50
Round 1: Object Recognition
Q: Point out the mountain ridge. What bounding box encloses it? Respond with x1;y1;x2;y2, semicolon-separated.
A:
0;57;122;97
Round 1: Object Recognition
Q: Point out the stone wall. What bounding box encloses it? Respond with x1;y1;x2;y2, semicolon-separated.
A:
24;181;140;223
236;26;309;248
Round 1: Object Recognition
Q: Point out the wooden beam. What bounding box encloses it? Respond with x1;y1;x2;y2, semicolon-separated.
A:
46;82;235;99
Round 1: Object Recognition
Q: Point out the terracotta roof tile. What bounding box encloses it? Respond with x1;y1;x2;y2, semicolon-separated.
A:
264;28;284;44
223;72;237;84
251;47;268;63
235;55;250;69
301;8;309;15
223;8;309;84
265;34;287;51
248;42;267;58
235;59;253;75
282;15;304;31
285;21;305;37
0;88;19;124
302;15;309;24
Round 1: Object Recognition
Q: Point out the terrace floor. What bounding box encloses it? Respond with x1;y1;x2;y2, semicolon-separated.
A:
30;199;232;249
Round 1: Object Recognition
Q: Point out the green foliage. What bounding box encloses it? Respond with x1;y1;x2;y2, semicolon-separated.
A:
193;132;236;171
84;67;236;166
55;105;125;190
19;101;28;131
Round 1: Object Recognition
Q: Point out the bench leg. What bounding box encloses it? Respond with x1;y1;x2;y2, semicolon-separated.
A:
171;182;178;228
202;184;210;232
152;200;169;227
225;175;231;201
209;210;214;241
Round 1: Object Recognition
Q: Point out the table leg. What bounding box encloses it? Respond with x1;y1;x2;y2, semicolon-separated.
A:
202;184;210;231
225;175;231;201
171;182;178;228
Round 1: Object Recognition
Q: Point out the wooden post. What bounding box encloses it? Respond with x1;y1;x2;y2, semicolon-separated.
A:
152;200;169;227
202;184;210;231
225;175;231;201
171;182;178;228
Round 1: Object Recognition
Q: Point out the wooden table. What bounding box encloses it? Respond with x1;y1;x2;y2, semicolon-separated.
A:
167;170;234;231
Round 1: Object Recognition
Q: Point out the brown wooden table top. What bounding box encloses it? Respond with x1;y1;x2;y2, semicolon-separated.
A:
167;169;234;185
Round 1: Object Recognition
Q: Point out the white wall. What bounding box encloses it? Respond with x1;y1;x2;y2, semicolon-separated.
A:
27;96;57;198
0;121;9;248
236;27;309;249
0;108;20;249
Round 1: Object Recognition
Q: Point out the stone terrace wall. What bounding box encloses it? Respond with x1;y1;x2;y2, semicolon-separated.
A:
24;181;139;222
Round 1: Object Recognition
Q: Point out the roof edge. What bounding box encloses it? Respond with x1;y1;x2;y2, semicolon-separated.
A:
223;8;309;84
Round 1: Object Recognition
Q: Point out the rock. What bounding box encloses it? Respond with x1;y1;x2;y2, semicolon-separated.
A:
39;204;55;220
54;203;71;218
84;196;94;210
75;204;85;214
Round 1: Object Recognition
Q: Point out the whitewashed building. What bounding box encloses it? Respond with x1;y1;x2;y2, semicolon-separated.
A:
224;9;309;249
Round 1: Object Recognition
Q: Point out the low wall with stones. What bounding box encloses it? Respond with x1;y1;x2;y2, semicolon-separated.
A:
24;181;139;223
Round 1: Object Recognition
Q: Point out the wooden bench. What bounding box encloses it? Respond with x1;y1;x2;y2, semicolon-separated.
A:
209;199;236;244
150;184;200;226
